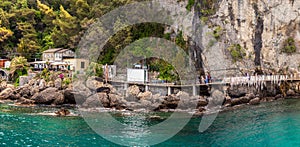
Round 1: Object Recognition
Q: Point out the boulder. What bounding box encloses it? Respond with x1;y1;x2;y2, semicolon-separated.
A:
18;84;31;97
47;81;54;88
164;100;179;109
164;95;180;102
73;82;93;98
223;96;232;107
228;86;247;98
108;93;121;107
83;93;106;108
287;89;296;96
0;88;13;99
124;95;138;102
6;84;15;90
246;93;256;99
86;77;104;90
63;89;76;104
127;85;140;96
30;87;40;96
0;81;7;91
39;79;47;90
151;95;164;104
137;91;152;100
275;94;283;99
249;97;260;105
178;99;197;109
231;98;242;106
10;93;21;100
31;87;64;105
140;99;153;109
54;78;62;89
19;76;29;86
176;91;189;99
240;96;250;104
198;98;208;107
105;84;117;94
98;93;110;107
152;93;161;100
16;97;35;105
28;79;35;86
55;109;71;116
96;87;111;93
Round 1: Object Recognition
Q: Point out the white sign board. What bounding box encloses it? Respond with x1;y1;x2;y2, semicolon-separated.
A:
4;61;11;69
127;68;148;83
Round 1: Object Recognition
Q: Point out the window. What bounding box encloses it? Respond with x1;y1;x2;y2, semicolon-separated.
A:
81;62;85;69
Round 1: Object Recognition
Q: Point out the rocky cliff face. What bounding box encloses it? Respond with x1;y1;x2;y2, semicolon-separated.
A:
211;0;300;72
159;0;300;76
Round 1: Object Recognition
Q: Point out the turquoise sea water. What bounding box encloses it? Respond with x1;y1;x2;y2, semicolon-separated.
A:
1;99;300;146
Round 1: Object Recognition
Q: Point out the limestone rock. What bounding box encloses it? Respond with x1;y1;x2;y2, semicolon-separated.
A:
16;97;35;105
86;77;104;90
47;81;54;88
82;93;107;108
137;91;152;100
54;78;62;89
108;93;121;107
6;84;15;90
73;81;92;98
223;96;232;107
0;81;7;91
240;96;250;104
249;97;260;105
198;98;208;107
231;98;242;106
39;79;47;90
287;89;296;96
127;85;140;96
30;87;40;96
176;91;189;99
63;89;76;104
31;87;64;105
55;109;71;116
0;88;13;99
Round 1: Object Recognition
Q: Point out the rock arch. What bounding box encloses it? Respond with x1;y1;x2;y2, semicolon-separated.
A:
0;69;9;81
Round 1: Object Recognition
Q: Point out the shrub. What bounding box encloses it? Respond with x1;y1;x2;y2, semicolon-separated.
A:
213;26;223;40
9;56;29;83
228;44;246;62
186;0;195;11
282;37;296;54
63;78;71;85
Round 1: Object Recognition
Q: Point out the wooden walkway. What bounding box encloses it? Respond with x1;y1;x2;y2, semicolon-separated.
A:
109;75;300;96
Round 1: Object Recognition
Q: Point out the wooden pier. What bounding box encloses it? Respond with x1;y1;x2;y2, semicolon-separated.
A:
109;74;300;96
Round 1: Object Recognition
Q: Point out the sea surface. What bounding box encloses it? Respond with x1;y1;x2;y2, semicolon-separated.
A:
1;99;300;146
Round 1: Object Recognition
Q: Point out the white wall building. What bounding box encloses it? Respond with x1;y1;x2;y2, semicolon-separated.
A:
127;68;148;83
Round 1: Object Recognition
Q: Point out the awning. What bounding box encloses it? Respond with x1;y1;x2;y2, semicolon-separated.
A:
29;61;53;64
50;62;68;66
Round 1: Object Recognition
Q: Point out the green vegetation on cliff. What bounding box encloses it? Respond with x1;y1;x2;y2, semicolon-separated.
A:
282;37;296;54
228;44;246;62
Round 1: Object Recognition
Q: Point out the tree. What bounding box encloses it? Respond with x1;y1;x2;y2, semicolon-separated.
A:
86;62;103;77
9;56;29;83
0;27;13;42
16;22;40;59
52;5;79;48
